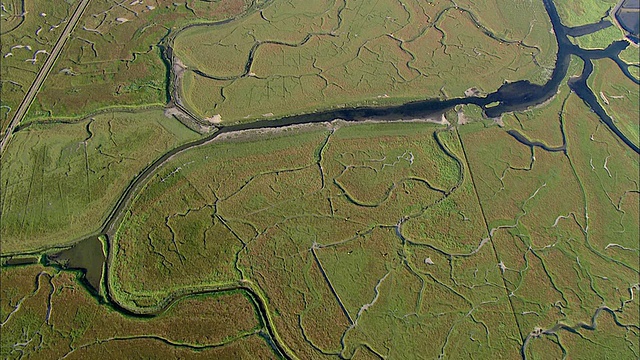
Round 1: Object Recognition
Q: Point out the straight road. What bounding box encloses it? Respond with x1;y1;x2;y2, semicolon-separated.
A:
0;0;92;155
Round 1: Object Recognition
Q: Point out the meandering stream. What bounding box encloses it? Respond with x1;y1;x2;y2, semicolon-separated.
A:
3;0;639;358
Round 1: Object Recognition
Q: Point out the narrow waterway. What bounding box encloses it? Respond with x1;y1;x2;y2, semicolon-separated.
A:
2;1;638;359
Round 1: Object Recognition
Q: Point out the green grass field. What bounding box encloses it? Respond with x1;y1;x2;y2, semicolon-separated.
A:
554;0;618;27
573;24;625;49
0;265;272;359
589;58;640;148
22;0;250;123
619;45;639;65
104;110;639;358
458;91;639;359
0;110;200;253
109;121;517;357
1;0;639;358
0;0;73;136
174;0;556;124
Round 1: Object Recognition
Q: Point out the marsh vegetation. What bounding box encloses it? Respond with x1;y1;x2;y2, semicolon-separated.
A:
1;0;638;359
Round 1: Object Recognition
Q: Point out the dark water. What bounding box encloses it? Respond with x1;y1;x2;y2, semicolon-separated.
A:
230;0;634;133
618;11;639;34
3;256;40;266
541;0;639;153
568;60;640;153
250;0;634;135
617;0;640;43
46;236;105;293
507;130;566;152
566;20;613;37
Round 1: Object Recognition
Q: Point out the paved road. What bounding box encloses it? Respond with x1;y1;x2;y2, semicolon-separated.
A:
0;0;92;155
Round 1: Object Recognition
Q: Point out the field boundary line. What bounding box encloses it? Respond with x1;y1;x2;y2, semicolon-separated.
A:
455;128;526;344
0;0;92;154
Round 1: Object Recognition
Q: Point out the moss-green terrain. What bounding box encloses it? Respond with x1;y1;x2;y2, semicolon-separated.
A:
1;265;272;359
174;0;556;123
1;110;200;253
0;0;74;136
590;58;640;148
555;0;618;28
1;0;638;359
24;0;251;123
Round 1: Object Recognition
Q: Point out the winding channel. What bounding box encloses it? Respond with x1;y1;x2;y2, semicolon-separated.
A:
3;0;640;358
99;0;638;248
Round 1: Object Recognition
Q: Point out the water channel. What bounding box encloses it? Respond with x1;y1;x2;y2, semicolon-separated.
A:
3;0;639;358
